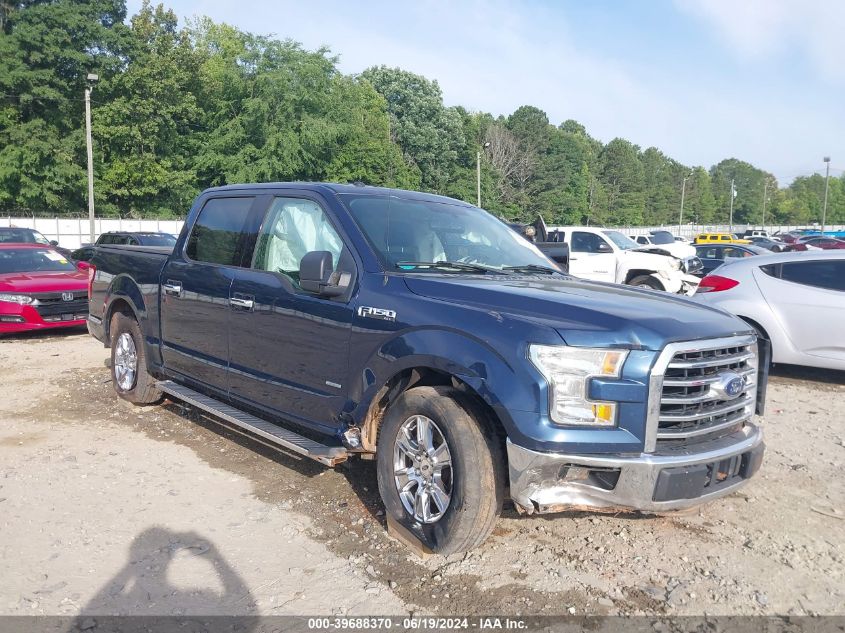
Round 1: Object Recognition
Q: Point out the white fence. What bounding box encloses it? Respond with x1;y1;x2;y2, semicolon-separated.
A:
623;224;845;239
4;216;845;250
1;217;185;250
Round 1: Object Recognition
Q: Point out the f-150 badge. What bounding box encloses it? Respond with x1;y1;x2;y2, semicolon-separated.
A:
358;306;396;322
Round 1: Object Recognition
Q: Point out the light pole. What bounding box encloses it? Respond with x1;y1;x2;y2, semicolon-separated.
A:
761;180;768;228
476;141;490;207
679;170;692;234
822;156;831;232
729;178;736;233
85;73;99;243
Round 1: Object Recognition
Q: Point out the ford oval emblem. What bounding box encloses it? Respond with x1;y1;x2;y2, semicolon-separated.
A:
725;376;744;397
712;371;745;400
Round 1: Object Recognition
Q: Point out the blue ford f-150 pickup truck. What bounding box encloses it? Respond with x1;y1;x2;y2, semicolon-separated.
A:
87;183;767;554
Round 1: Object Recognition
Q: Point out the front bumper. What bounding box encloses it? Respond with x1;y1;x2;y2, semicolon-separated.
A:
650;271;700;296
0;304;87;334
507;423;764;514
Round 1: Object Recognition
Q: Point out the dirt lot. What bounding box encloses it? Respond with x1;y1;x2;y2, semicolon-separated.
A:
1;330;843;617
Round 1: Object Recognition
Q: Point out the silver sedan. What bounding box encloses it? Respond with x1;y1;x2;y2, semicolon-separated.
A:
692;251;845;371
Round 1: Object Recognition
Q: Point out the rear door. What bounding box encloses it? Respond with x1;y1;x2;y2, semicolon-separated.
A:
568;231;616;282
159;194;263;391
755;259;845;362
227;194;356;432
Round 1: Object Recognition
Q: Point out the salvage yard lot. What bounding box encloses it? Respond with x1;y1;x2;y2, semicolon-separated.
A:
1;331;843;616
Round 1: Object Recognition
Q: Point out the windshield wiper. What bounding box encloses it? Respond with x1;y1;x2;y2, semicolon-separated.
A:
502;264;564;275
395;260;506;275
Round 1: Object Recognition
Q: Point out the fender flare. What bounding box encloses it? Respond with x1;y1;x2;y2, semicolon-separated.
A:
351;328;526;451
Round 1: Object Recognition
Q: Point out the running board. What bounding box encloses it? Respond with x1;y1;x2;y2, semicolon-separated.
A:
156;380;348;466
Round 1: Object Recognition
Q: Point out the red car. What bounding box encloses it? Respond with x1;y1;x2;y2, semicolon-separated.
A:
0;243;89;334
785;236;845;251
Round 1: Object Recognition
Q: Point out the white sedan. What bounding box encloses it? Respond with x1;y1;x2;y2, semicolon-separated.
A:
692;251;845;371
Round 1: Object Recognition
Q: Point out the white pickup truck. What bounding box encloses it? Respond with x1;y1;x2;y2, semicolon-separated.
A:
546;226;700;295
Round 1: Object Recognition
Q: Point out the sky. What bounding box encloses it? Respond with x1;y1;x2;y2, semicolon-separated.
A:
126;0;845;185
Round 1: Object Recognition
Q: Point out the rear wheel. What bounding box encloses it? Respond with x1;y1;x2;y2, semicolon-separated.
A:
110;312;162;405
628;275;663;291
376;386;503;555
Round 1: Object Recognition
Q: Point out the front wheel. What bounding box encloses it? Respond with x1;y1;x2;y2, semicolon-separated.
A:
109;312;162;405
376;386;503;556
628;274;663;291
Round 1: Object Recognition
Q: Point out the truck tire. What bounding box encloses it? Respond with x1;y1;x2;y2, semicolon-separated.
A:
376;385;504;556
109;312;162;405
628;275;663;291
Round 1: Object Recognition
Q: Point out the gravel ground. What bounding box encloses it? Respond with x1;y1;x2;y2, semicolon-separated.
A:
0;329;843;617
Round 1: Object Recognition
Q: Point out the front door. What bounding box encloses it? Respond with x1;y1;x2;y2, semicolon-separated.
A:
568;231;616;282
159;195;258;391
227;195;356;433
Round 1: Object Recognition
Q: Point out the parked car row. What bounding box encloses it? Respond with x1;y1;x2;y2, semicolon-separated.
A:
0;231;177;335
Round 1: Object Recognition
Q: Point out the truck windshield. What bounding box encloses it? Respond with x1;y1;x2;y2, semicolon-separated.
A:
342;195;557;272
0;248;76;273
602;230;638;250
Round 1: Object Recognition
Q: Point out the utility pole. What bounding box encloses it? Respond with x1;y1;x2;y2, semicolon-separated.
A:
476;150;481;208
85;73;99;243
761;180;768;228
679;171;692;234
729;179;736;233
822;156;831;232
476;141;490;207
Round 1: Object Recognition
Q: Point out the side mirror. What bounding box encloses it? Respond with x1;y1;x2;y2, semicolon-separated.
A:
299;251;348;297
76;260;91;271
50;240;59;246
597;242;612;253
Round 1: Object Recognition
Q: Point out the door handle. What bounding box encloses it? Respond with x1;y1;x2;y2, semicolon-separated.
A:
229;296;254;311
163;280;183;297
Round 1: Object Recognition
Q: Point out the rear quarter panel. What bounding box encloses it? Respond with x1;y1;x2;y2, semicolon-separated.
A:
89;245;171;367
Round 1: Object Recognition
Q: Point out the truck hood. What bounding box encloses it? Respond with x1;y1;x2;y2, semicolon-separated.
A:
619;248;680;269
403;275;749;351
0;270;87;293
633;243;695;260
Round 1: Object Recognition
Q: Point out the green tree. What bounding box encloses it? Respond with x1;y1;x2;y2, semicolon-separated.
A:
360;66;465;193
597;138;645;225
709;158;775;225
0;0;130;214
94;1;202;217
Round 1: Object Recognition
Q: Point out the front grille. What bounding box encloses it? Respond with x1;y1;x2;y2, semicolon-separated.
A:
32;291;89;319
655;338;758;447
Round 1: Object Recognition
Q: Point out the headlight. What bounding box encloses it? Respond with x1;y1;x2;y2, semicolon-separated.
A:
668;258;681;271
529;345;628;426
0;293;33;305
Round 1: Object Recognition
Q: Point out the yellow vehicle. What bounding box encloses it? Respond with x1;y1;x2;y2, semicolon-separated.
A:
693;232;751;245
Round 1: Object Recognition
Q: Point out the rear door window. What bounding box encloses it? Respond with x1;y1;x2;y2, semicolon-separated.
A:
186;196;256;266
779;260;845;291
